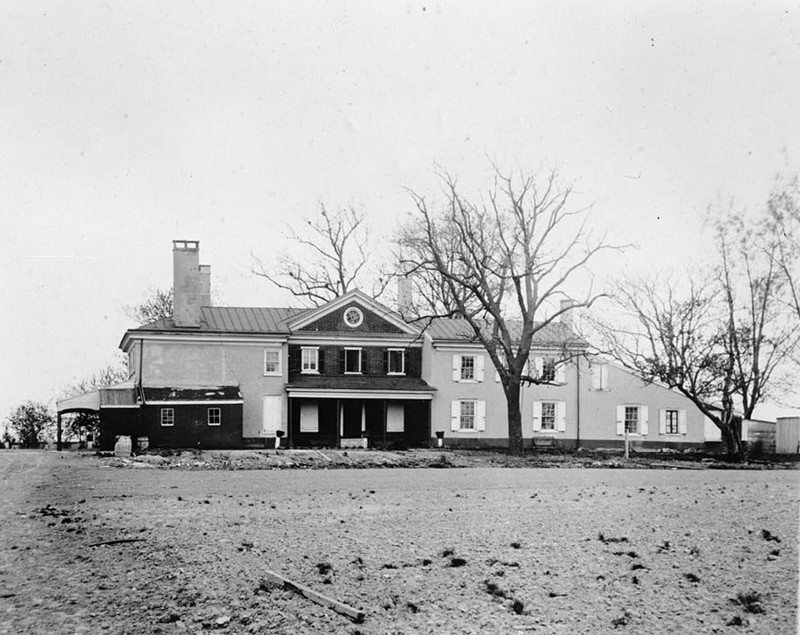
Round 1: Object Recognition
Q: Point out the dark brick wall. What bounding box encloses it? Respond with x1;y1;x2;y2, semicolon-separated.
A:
288;345;422;378
299;305;404;334
99;407;142;451
142;403;243;449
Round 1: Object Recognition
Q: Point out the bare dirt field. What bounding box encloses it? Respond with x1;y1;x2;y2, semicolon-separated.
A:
0;450;797;635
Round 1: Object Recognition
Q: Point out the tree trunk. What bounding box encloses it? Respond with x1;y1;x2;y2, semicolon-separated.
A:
720;423;744;461
505;382;524;456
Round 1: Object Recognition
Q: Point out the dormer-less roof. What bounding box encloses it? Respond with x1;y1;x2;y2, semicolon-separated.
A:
425;317;587;348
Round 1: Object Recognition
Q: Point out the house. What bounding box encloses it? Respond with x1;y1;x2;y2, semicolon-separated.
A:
57;240;717;452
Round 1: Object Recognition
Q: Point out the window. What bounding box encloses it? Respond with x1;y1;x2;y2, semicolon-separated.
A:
160;408;174;427
660;409;687;435
301;347;319;374
450;400;486;431
533;401;566;432
461;355;475;380
343;306;364;328
344;348;363;374
616;405;649;436
300;402;319;433
665;409;679;435
541;402;556;430
591;363;609;390
541;358;557;382
388;349;405;375
208;408;221;426
264;349;281;375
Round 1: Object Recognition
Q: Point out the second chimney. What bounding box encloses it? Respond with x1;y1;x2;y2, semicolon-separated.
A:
199;264;211;308
173;240;201;327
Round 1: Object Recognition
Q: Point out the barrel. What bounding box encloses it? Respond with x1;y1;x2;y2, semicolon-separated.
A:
114;435;132;457
137;436;150;452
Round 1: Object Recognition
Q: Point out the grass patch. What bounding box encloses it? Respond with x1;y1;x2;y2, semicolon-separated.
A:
731;591;765;614
761;529;781;543
684;573;700;583
449;557;467;568
316;562;333;576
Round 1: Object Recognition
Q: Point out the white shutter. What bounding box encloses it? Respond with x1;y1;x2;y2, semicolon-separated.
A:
534;357;544;379
659;409;666;435
476;401;486;431
601;365;608;390
557;401;567;432
476;355;485;382
262;396;282;435
555;363;566;384
450;401;460;431
386;403;404;433
452;355;461;382
678;409;688;435
616;405;625;435
640;406;649;436
591;364;601;390
532;401;542;432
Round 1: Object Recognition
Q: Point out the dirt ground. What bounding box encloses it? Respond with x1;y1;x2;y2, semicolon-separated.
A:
0;451;797;635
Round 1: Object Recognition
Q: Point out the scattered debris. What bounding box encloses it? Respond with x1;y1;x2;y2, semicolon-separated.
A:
598;533;628;544
761;529;781;543
261;570;365;623
88;538;146;548
731;591;765;614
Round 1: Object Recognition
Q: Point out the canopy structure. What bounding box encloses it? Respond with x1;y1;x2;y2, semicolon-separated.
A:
55;380;139;450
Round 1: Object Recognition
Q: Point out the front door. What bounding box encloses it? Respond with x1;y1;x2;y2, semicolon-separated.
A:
342;400;363;438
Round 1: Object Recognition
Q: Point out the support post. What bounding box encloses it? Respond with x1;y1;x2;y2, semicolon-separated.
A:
57;413;62;451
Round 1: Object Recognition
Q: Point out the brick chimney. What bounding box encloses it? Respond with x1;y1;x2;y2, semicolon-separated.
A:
560;299;575;330
199;264;212;308
173;240;201;327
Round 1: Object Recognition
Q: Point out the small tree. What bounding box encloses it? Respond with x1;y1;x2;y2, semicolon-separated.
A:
124;287;173;325
6;401;54;448
398;166;613;455
253;204;389;306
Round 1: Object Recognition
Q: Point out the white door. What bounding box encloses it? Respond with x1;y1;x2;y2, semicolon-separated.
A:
262;396;282;436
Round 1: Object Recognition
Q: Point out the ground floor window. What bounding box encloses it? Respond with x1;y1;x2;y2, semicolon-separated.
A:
208;408;221;426
160;408;174;427
617;405;649;436
533;401;566;432
386;403;405;432
665;409;679;434
451;400;486;432
300;401;319;433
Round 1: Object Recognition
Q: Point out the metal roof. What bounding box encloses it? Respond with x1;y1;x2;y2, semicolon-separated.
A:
133;307;307;334
425;317;586;347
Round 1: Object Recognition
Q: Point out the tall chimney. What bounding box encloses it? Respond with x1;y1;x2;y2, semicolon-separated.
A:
560;299;575;330
397;276;413;319
199;265;211;308
173;240;201;327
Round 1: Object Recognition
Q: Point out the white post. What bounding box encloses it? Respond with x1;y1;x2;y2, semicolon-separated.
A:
624;428;629;460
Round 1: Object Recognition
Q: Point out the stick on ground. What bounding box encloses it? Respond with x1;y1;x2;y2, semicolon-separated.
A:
261;570;365;623
88;538;147;548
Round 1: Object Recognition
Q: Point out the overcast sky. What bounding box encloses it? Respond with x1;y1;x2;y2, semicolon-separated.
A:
1;1;798;422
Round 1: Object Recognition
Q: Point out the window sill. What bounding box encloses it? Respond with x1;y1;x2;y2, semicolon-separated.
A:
534;430;562;435
208;424;221;427
387;372;406;376
344;372;363;375
300;370;320;375
263;372;282;377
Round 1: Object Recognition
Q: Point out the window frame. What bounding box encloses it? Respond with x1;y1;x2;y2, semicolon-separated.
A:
540;401;557;431
344;347;363;375
624;405;639;435
263;349;282;376
301;347;319;374
160;408;174;427
459;400;476;430
387;348;406;375
664;409;679;435
460;355;476;381
207;407;221;426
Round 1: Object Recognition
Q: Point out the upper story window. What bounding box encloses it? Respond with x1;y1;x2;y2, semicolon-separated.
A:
541;358;557;382
591;363;609;390
208;408;221;426
453;354;484;382
264;349;281;376
388;349;405;375
301;347;319;374
344;348;363;374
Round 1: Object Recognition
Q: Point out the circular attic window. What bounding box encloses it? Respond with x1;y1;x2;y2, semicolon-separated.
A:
343;306;364;328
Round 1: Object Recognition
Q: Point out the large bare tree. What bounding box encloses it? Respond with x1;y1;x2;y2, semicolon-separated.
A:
254;205;388;306
594;195;799;458
398;166;612;455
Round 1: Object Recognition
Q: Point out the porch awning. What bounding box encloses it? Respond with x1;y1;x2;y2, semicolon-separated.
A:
57;390;100;412
286;375;435;400
56;379;139;412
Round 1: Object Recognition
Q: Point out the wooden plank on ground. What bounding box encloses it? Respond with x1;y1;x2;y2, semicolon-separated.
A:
261;570;365;623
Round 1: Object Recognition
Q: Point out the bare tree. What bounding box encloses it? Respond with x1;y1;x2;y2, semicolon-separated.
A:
253;205;389;307
124;287;173;325
766;172;800;324
397;166;613;455
594;200;799;458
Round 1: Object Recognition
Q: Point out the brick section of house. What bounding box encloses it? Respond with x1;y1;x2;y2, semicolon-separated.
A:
298;306;405;334
288;345;422;378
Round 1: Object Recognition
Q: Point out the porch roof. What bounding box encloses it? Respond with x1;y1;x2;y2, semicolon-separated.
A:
286;375;435;400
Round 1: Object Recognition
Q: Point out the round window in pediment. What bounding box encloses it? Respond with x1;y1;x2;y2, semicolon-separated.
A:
343;306;364;328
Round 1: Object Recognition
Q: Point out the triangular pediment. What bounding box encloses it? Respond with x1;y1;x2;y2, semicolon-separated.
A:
287;290;419;335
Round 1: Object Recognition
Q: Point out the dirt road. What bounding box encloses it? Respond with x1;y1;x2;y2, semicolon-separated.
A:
0;451;797;634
